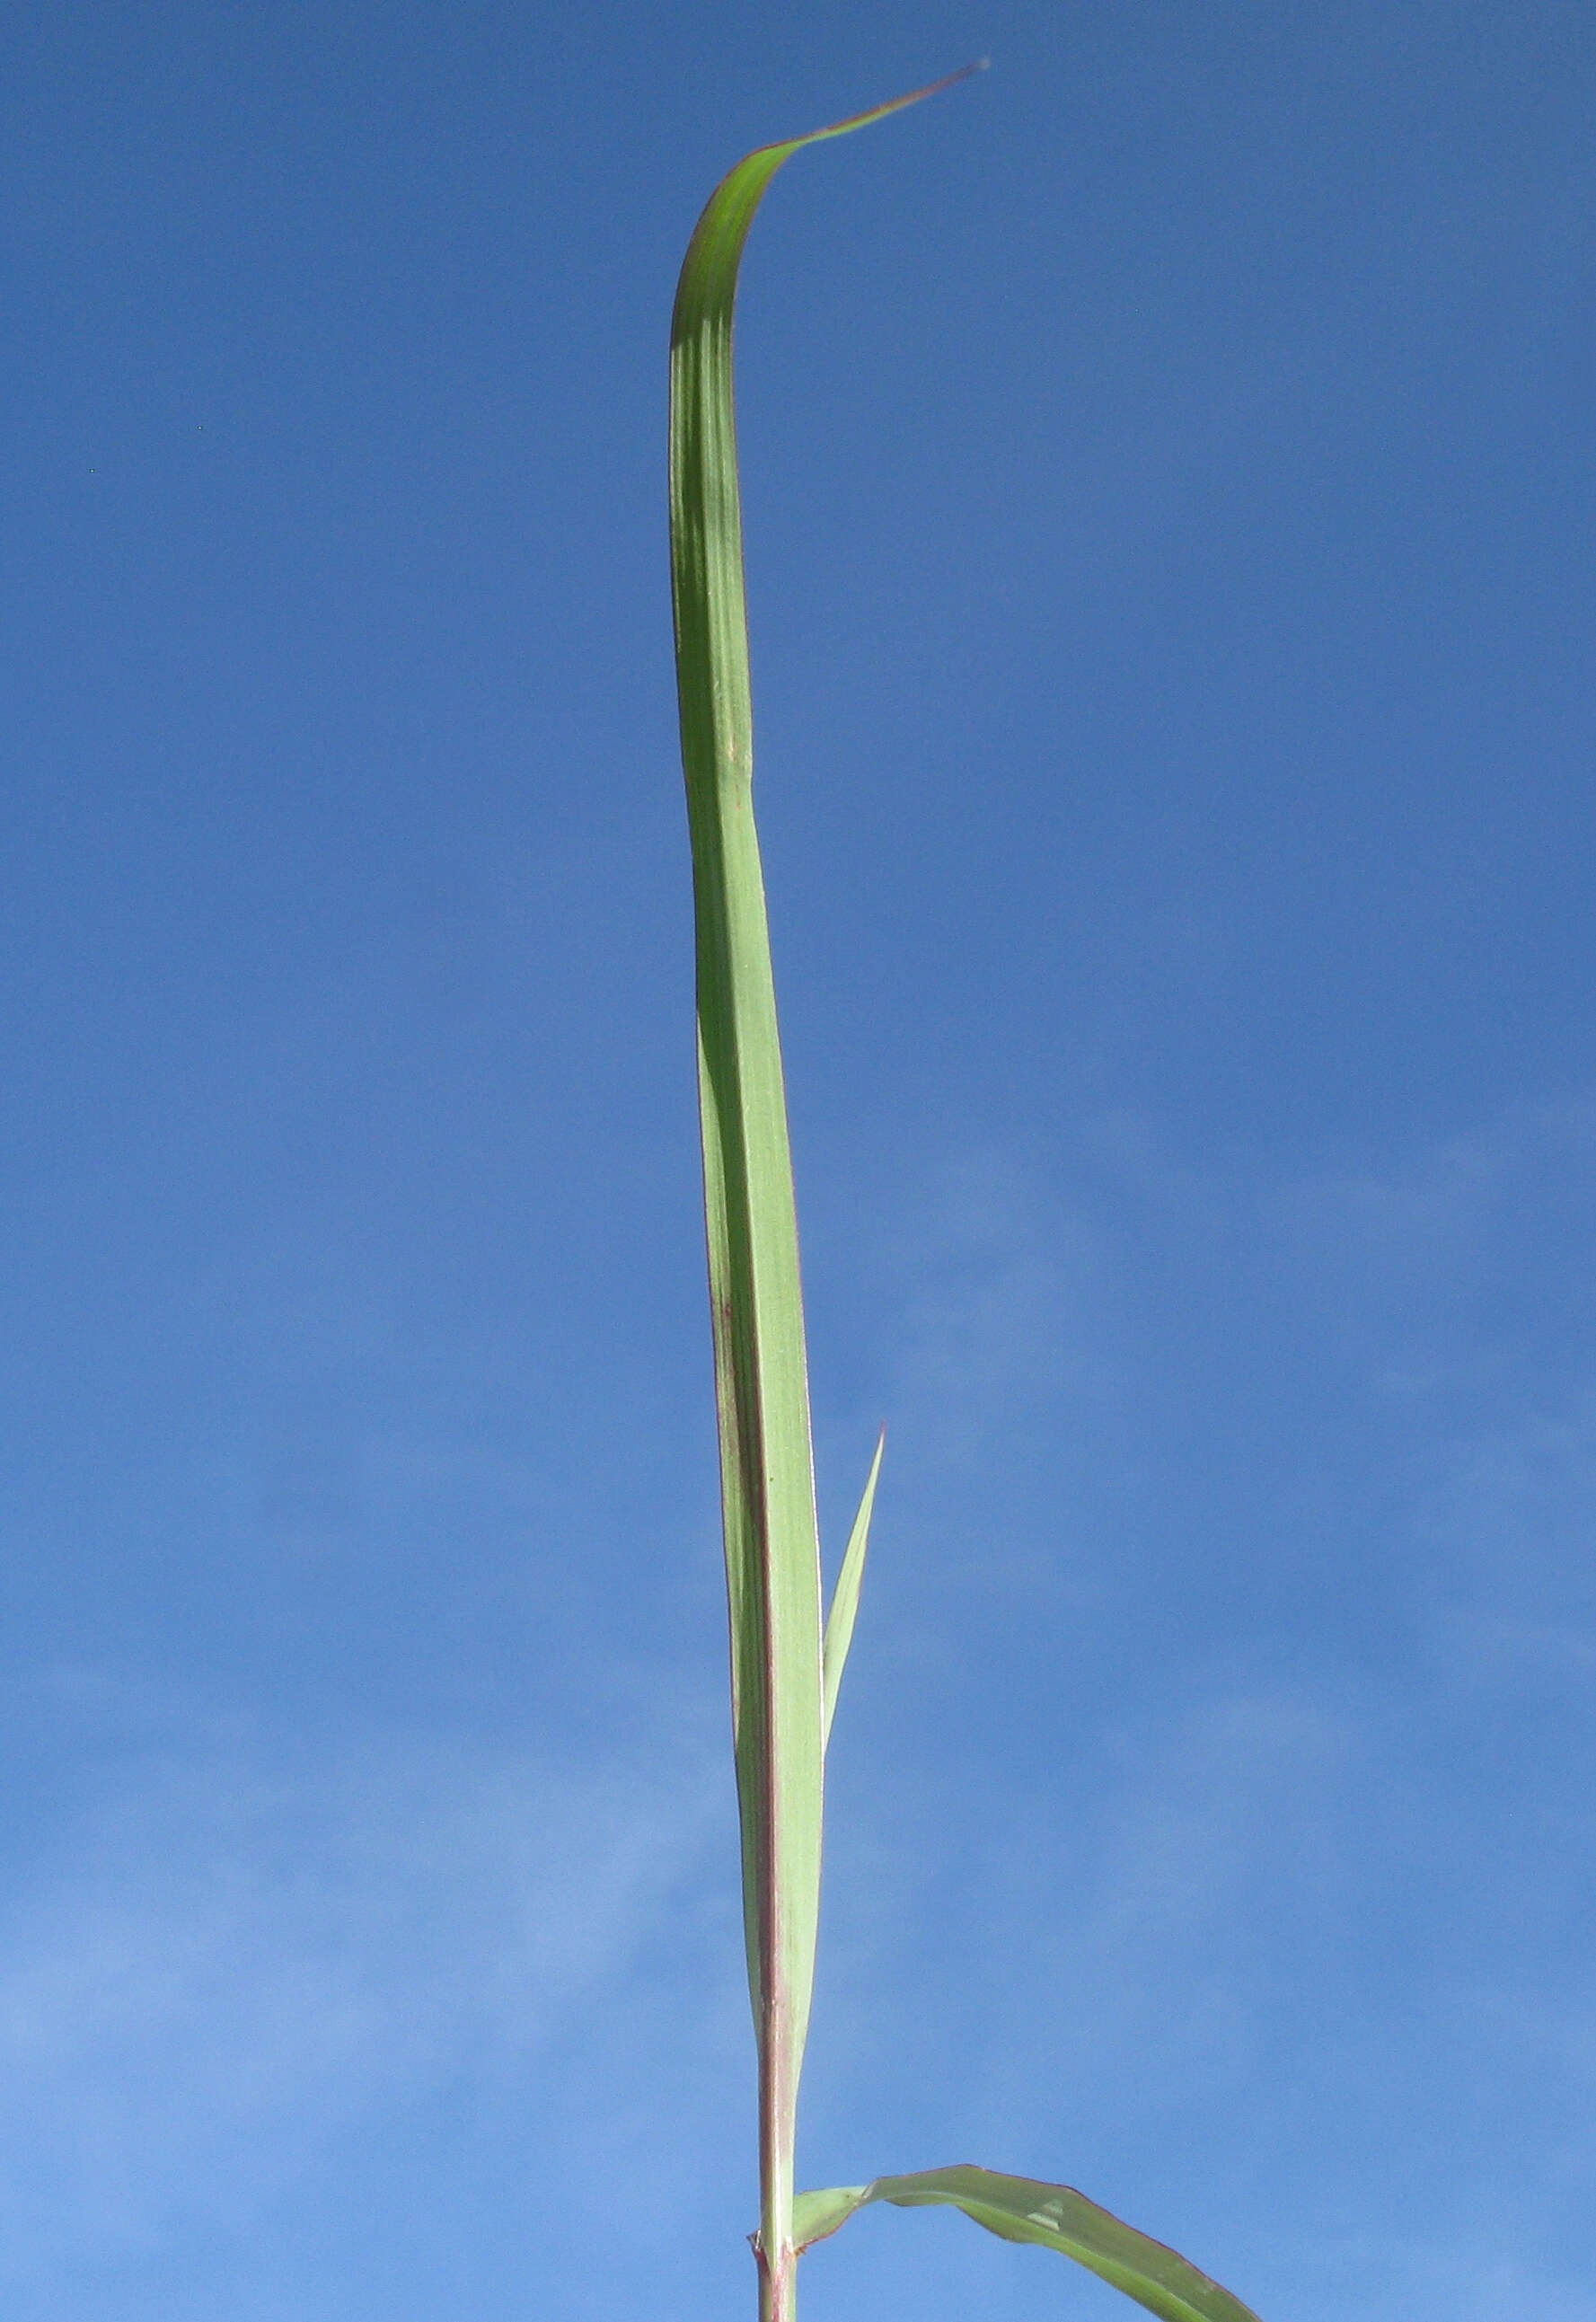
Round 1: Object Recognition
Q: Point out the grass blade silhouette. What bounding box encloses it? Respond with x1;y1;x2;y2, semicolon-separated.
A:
669;71;977;2320
669;67;1263;2322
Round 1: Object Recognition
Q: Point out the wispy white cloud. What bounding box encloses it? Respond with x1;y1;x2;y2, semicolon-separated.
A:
1278;1095;1596;1666
874;1143;1124;1462
0;1726;722;2265
1279;1094;1596;1405
966;1683;1365;2101
1274;2235;1596;2322
1443;1610;1596;1679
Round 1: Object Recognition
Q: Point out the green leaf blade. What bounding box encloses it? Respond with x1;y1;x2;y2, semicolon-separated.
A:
793;2167;1264;2322
670;66;984;2303
670;121;834;2132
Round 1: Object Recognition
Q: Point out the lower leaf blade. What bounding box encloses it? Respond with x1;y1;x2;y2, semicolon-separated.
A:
792;2165;1263;2322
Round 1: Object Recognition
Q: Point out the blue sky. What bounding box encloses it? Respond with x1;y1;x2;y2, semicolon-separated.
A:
3;3;1592;2317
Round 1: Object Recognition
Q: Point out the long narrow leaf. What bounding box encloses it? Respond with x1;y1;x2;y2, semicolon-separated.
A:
669;70;978;2303
671;66;1261;2322
791;2167;1263;2322
822;1428;885;1751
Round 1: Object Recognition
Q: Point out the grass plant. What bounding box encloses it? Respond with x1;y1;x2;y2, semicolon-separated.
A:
668;70;1265;2322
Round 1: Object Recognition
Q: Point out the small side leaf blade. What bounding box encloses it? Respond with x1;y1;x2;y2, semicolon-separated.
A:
822;1427;885;1751
792;2166;1263;2322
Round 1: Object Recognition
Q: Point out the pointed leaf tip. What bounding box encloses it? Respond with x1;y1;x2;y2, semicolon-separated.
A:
822;1427;885;1751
